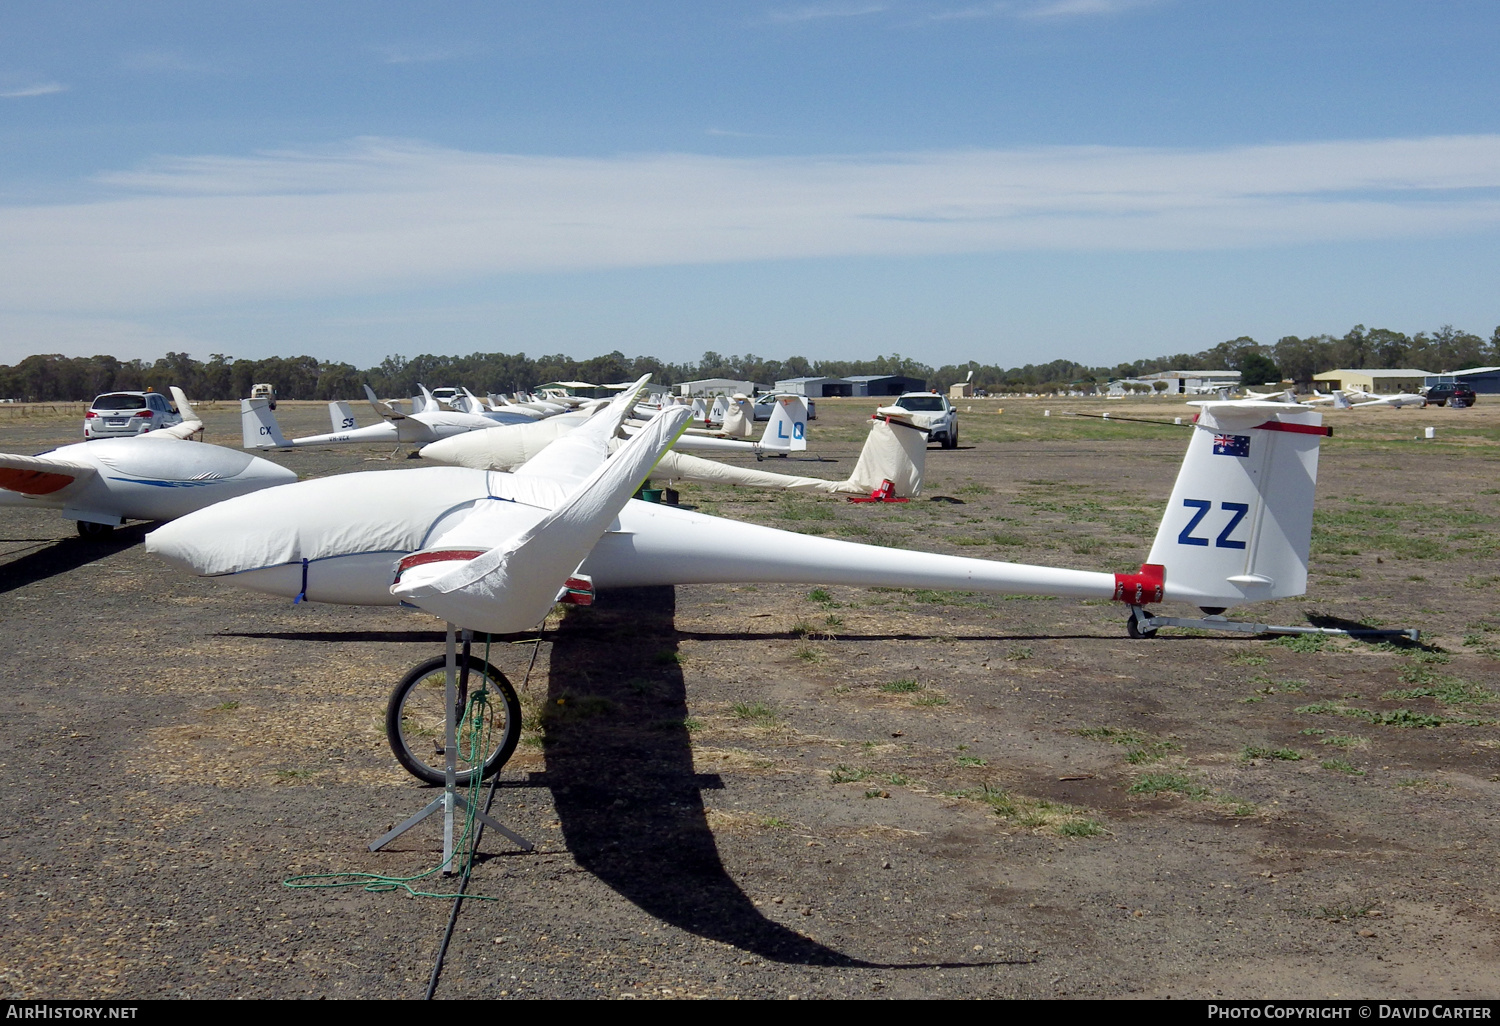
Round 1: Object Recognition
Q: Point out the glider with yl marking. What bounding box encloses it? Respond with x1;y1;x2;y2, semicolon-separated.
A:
1;388;296;539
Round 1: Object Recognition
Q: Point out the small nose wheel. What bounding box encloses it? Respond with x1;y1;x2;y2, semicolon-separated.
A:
1125;607;1157;639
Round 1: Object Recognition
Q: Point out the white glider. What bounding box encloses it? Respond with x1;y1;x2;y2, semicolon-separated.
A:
241;384;541;450
425;403;926;498
148;400;1329;632
2;388;296;538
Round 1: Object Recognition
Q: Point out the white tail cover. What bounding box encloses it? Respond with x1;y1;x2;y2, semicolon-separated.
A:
1146;401;1324;608
722;396;755;438
847;416;925;496
759;396;809;452
708;394;728;425
241;398;288;448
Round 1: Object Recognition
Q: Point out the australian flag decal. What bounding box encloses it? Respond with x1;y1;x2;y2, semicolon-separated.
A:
1213;433;1251;457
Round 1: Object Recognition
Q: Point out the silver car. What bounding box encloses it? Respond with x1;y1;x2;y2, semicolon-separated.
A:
894;392;958;448
83;391;182;440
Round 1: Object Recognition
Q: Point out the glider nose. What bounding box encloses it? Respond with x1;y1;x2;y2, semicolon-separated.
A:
245;455;299;486
419;433;490;469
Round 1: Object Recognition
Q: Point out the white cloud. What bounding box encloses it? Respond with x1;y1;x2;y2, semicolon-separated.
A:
120;51;220;74
767;4;890;24
1019;0;1154;18
373;43;484;64
2;135;1500;313
0;82;66;98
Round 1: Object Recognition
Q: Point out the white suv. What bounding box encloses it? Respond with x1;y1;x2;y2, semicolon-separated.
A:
84;391;182;439
893;392;958;448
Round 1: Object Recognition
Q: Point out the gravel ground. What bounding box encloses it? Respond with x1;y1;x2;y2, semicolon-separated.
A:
1;396;1497;999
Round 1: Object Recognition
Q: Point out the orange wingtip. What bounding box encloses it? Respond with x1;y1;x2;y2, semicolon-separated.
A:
0;467;76;495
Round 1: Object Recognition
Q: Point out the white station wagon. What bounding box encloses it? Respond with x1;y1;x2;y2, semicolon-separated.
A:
83;391;183;440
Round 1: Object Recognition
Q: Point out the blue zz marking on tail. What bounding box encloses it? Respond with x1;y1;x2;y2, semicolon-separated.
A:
1178;499;1249;549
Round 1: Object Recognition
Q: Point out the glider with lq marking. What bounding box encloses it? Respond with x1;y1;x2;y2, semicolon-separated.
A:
150;396;1366;638
0;388;297;538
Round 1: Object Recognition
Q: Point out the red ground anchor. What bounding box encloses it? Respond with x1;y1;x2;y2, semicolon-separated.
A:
847;478;908;504
1113;563;1165;604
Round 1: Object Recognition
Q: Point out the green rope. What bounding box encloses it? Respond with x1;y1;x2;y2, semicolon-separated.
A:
284;667;501;901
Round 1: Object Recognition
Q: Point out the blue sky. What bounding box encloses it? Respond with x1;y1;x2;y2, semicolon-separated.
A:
2;1;1499;368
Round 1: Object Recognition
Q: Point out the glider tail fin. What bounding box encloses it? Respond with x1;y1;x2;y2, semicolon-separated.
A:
1142;401;1328;610
329;401;357;432
241;398;288;449
758;396;809;453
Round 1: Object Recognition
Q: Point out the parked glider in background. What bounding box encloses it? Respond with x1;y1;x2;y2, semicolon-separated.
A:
425;404;926;498
1240;387;1298;403
241;385;533;450
1340;389;1428;409
151;400;1330;639
2;388;295;538
626;395;808;456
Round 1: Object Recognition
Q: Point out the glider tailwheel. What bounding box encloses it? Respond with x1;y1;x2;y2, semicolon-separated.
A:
1125;607;1158;639
75;520;115;541
385;654;522;786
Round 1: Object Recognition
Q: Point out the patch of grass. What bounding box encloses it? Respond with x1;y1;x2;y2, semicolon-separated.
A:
1229;653;1269;666
824;613;844;629
1321;759;1365;775
1274;634;1328;653
1242;746;1303;762
1006;645;1033;661
956;755;987;767
779;502;835;522
1056;819;1106;838
795;645;822;663
542;693;618;729
1320;734;1367;749
789;620;813;638
211;701;240;712
653;649;682;665
829;765;873;784
886;773;911;785
953;784;1102;837
880;678;923;693
912;693;950;706
1128;773;1209;799
1384;669;1498;706
761;817;789;829
863;788;890;799
1073;726;1180;765
807;588;834;604
1296;702;1445;728
732;701;778;724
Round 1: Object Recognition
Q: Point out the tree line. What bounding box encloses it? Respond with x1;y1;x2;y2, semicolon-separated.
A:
1;324;1495;401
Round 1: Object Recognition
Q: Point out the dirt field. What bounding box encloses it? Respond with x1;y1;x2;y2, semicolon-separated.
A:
1;395;1498;999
